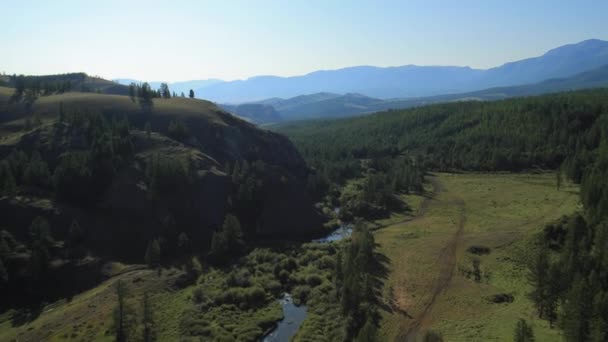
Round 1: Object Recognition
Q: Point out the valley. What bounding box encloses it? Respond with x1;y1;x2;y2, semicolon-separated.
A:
376;173;579;341
3;1;608;340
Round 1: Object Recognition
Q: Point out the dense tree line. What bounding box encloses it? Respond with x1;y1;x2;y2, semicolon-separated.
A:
0;109;134;204
0;215;89;310
127;82;179;111
128;82;157;111
8;73;88;103
530;129;608;341
279;89;608;174
335;223;380;340
279;88;608;339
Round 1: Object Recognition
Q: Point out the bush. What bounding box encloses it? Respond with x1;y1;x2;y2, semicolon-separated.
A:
226;269;251;287
278;269;290;284
306;274;323;287
180;309;211;337
192;288;206;304
316;255;336;270
215;286;267;309
262;280;283;296
293;285;311;305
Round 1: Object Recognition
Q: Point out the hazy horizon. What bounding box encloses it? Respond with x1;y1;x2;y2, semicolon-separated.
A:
2;0;608;82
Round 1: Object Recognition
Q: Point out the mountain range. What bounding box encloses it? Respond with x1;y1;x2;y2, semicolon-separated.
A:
222;63;608;123
116;39;608;122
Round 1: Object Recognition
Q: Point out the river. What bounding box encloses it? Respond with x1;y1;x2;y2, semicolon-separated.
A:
262;218;352;341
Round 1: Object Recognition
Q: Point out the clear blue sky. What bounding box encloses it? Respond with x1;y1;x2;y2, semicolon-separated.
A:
2;0;607;82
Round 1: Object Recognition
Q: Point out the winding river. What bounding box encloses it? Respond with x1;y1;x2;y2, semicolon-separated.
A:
263;219;352;341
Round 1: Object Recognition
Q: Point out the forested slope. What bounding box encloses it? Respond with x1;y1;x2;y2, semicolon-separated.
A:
278;88;608;341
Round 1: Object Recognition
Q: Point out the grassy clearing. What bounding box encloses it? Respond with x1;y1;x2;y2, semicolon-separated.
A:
0;267;183;342
376;172;580;341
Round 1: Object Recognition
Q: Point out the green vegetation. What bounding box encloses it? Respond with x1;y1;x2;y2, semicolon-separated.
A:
514;319;536;342
277;88;608;173
1;68;607;342
0;77;320;337
277;88;608;340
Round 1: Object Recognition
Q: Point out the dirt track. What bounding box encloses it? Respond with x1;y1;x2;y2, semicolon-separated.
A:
397;176;466;341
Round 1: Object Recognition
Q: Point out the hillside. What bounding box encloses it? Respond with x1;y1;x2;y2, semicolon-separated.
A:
114;78;223;96
4;73;130;96
276;88;608;174
0;85;322;309
276;88;608;340
218;103;282;124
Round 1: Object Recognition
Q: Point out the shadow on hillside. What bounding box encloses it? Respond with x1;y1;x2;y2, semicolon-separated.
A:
10;305;43;327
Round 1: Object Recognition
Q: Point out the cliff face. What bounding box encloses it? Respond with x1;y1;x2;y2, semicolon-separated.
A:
0;88;322;261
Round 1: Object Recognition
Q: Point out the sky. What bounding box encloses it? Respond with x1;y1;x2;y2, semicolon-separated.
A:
2;0;608;82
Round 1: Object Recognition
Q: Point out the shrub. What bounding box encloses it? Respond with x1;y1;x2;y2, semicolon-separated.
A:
278;269;290;284
306;274;323;287
226;269;251;287
215;286;267;309
316;255;336;270
293;285;311;305
192;288;206;304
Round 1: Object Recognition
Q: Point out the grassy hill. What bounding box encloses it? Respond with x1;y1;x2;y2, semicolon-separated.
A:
0;84;323;314
2;73;130;96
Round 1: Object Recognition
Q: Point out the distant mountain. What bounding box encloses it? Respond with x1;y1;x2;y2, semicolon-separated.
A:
276;93;383;120
192;39;608;103
477;39;608;88
231;63;608;123
196;66;483;103
376;63;608;108
256;92;342;111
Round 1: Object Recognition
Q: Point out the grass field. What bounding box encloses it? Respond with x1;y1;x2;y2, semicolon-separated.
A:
376;172;580;341
0;267;187;342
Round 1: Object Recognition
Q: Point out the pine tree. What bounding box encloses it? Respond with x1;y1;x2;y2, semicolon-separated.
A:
23;152;51;187
29;216;53;246
145;122;152;139
159;83;171;99
0;161;17;195
514;319;534;342
177;232;190;253
128;83;136;102
141;291;155;342
223;214;244;252
144;239;161;267
528;245;550;318
561;277;593;342
114;280;132;342
0;257;8;283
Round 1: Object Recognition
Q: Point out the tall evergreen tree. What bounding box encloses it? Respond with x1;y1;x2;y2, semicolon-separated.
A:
514;319;535;342
114;280;132;342
159;83;171;99
144;239;161;267
142;291;155;342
